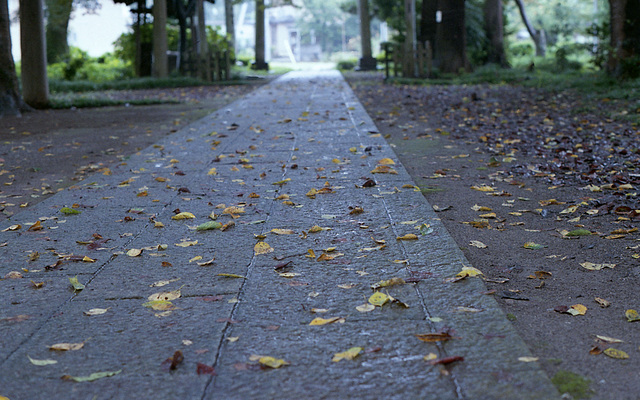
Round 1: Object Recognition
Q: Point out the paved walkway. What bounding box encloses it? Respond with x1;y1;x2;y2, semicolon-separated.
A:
0;71;558;399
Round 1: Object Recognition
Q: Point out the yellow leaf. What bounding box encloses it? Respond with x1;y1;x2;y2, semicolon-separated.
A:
148;289;181;302
154;221;165;228
456;266;483;278
306;188;318;198
175;240;198;247
332;347;363;362
309;225;327;233
595;335;623;343
371;165;398;174
377;158;396;165
257;356;289;368
603;348;629;359
471;185;495;192
356;304;375;312
471;204;492;211
625;309;640;322
560;205;579;214
189;256;203;262
567;304;587;316
49;342;84;351
317;253;335;261
397;234;418;240
223;206;245;215
423;353;438;361
271;228;295;235
142;300;175;310
217;273;245;278
127;248;142;257
82;256;96;263
368;292;390;307
172;212;195;220
279;272;301;278
309;317;344;326
207;168;218;176
580;262;616;271
254;241;274;255
306;249;316;258
479;212;497;219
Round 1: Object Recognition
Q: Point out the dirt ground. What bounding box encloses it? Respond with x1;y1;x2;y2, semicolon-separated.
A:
346;72;640;400
1;73;638;398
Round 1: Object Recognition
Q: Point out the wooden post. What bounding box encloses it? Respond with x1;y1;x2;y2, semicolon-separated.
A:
417;42;425;77
393;43;401;77
425;40;432;78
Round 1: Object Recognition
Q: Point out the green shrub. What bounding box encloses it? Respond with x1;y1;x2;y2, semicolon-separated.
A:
337;59;357;71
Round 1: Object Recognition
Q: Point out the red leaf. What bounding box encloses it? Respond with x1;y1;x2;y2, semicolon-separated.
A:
196;363;216;375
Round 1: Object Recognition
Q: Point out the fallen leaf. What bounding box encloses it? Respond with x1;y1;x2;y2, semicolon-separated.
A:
27;355;57;366
49;342;84;351
254;241;274;255
309;317;345;326
69;276;85;292
61;370;121;382
371;165;398;174
397;234;418;240
595;297;611;308
565;229;591;237
27;221;43;231
603;348;629;359
368;292;390;307
171;212;196;220
83;308;109;316
126;248;142;257
356;304;375;312
567;304;587;316
625;309;640;322
271;228;295;235
424;353;438;361
175;240;198;247
523;242;546;250
256;356;289;368
377;158;395;165
196;221;222;231
162;350;184;370
217;273;245;279
581;262;616;271
469;240;487;249
142;300;175;310
471;185;495;192
148;289;181;302
370;277;405;290
415;332;456;342
595;335;623;343
456;266;483;278
429;355;464;365
517;357;539;362
332;347;363;362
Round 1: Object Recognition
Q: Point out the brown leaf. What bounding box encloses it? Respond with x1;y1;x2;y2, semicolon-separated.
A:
196;363;216;375
162;350;184;371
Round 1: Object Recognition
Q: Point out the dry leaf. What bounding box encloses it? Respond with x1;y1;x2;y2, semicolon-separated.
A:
171;212;196;220
397;234;418;240
254;242;274;255
332;347;363;362
83;308;109;316
603;348;629;359
625;309;640;322
469;240;487;249
581;262;615;271
126;248;142;257
368;292;390;307
356;304;375;312
49;342;85;351
309;317;345;326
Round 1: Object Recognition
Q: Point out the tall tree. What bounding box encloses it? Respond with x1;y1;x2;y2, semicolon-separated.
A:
44;0;99;63
514;0;546;57
0;0;23;117
254;0;267;69
153;0;168;77
224;0;235;55
20;0;49;108
357;0;376;70
436;0;469;73
483;0;506;66
607;0;640;77
419;0;437;46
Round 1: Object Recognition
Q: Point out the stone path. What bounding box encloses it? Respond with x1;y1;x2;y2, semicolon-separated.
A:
0;71;558;399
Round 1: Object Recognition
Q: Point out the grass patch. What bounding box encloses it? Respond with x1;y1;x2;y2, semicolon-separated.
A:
551;370;593;399
49;94;178;109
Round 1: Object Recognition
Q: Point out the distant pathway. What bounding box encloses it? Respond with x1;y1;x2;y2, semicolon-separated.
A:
0;71;558;399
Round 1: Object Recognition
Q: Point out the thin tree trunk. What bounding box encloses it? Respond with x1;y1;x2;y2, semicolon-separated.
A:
254;0;267;70
224;0;235;56
357;0;376;70
20;0;49;108
514;0;546;57
484;0;507;66
44;0;73;63
0;0;23;117
436;0;468;73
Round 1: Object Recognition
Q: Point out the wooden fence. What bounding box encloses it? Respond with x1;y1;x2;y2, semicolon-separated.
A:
381;41;432;80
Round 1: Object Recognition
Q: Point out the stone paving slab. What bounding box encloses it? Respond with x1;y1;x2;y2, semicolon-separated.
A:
0;71;558;399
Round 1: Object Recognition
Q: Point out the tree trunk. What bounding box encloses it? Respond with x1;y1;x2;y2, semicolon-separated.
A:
254;0;267;70
357;0;376;70
153;0;168;78
514;0;546;57
436;0;468;73
20;0;49;108
196;0;208;79
45;0;73;63
404;0;416;76
0;0;23;117
224;0;235;56
484;0;507;66
607;0;640;77
419;0;437;58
